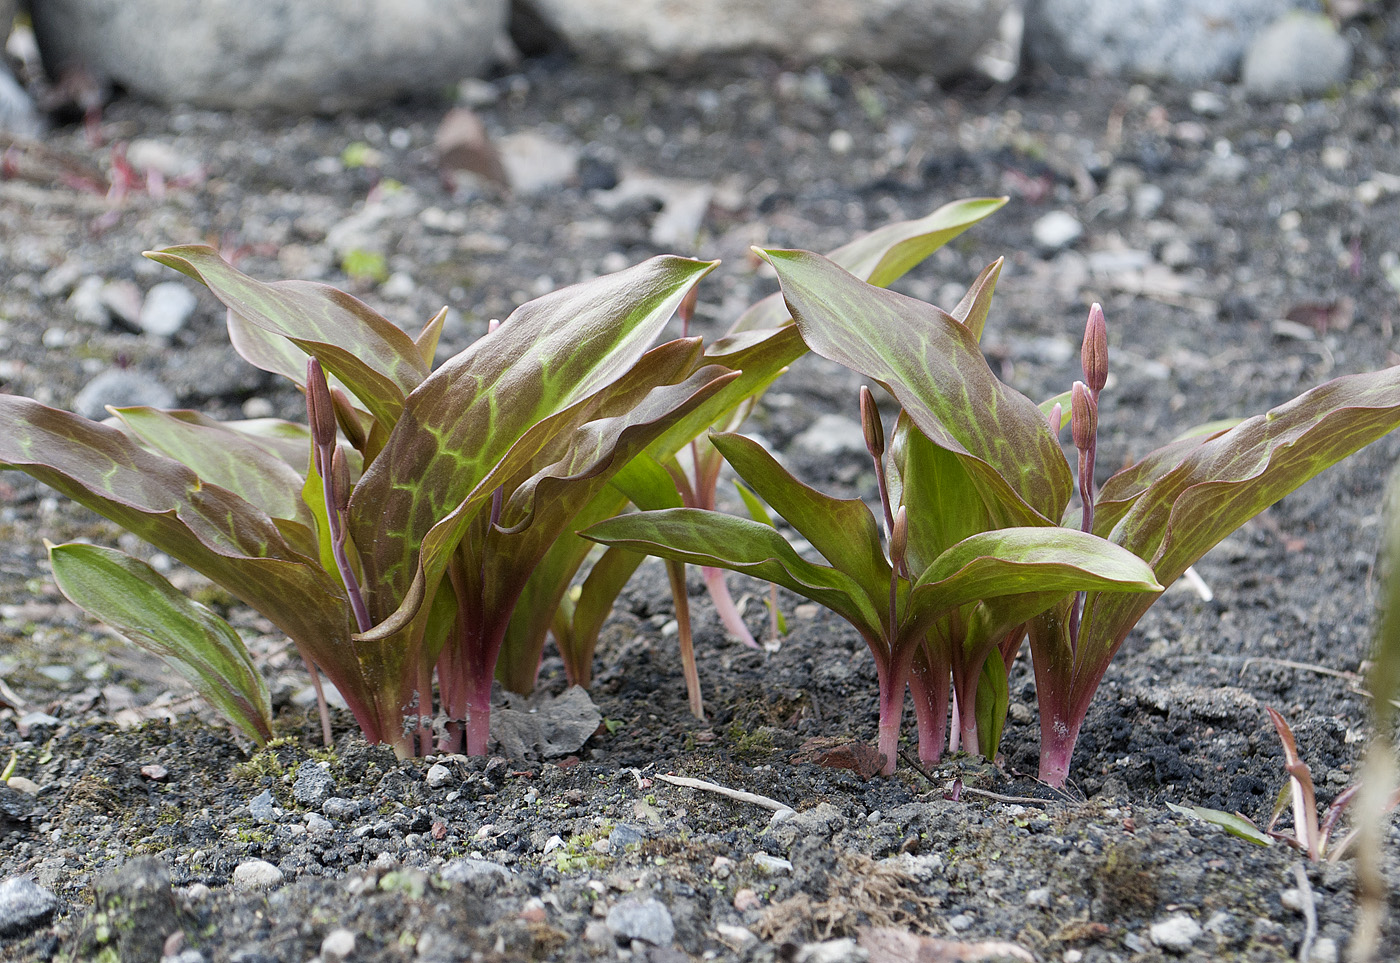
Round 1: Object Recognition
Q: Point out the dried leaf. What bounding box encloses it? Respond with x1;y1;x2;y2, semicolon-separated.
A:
435;107;508;188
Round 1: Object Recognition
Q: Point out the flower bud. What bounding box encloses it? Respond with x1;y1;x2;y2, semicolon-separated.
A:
1071;381;1097;452
1081;303;1108;393
678;284;699;327
890;505;908;571
859;386;885;459
1047;401;1063;436
330;446;352;515
306;358;336;449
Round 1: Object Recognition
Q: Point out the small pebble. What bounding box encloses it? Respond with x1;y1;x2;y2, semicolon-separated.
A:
425;763;453;789
716;923;757;948
733;889;761;912
1032;211;1084;252
321;927;356;960
305;813;333;835
751;853;793;875
248;789;280;823
605;897;674;946
292;762;336;807
948;913;974;931
0;876;57;937
232;860;283;889
1149;913;1201;952
1312;937;1339;963
519;897;547;923
1025;886;1051;908
140;764;168;782
138;281;199;338
5;778;39;795
543;835;565;854
321;797;359;819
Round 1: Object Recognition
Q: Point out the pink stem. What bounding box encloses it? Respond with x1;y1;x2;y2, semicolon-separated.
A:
908;650;950;765
702;566;760;649
873;648;913;775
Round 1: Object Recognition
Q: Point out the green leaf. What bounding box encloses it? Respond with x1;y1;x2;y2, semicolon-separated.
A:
108;406;314;533
905;527;1162;634
759;248;1072;527
349;256;718;621
582;508;885;639
47;542;274;743
0;398;376;725
709;431;891;591
1111;364;1400;586
1167;803;1273;847
889;412;988;575
145;245;428;428
734;480;776;527
949;258;1004;343
974;653;1009;759
828;196;1009;289
730;197;1008;333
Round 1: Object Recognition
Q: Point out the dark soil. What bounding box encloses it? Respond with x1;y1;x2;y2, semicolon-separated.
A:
5;21;1400;962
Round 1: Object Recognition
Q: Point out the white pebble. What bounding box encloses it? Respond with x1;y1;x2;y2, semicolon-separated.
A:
1032;211;1084;253
232;859;284;889
321;928;356;960
1149;913;1201;952
425;763;453;789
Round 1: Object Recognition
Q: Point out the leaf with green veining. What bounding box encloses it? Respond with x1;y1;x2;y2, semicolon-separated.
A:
48;542;274;744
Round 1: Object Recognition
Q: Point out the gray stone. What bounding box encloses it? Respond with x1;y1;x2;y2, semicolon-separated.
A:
232;859;284;889
793;413;867;456
29;0;507;111
137;281;198;338
72;368;176;420
304;813;333;835
248;789;282;823
1242;13;1351;99
491;685;601;759
68;276;110;327
89;858;179;962
1149;913;1202;952
605;897;674;946
321;796;359;820
497;132;579;196
1025;0;1320;84
793;939;865;963
608;823;646;849
527;0;1006;77
425;763;454;789
440;857;513;888
291;762;336;807
0;64;42;139
321;928;356;960
0;876;56;936
751;853;794;875
1032;210;1084;253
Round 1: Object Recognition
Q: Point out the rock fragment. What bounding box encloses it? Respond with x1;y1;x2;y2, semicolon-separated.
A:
605;897;675;946
0;876;57;936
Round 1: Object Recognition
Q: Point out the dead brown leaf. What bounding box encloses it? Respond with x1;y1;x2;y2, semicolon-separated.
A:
434;107;508;189
791;738;885;779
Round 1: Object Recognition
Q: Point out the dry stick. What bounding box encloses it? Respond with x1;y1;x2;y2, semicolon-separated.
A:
664;560;705;721
653;773;794;815
1292;862;1318;963
897;749;1065;806
1239;657;1361;683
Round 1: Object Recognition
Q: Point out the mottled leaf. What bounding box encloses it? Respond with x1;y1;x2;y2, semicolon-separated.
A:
48;542;274;743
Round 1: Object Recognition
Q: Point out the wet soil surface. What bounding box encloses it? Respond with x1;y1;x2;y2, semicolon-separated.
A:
5;23;1400;963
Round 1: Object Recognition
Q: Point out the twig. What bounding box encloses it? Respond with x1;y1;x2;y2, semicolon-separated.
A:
1181;565;1214;601
898;749;1069;806
1292;862;1318;963
0;675;29;712
1240;657;1361;684
654;773;794;815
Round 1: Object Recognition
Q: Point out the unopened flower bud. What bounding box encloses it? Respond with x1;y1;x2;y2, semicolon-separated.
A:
678;285;699;327
1081;303;1108;394
1047;402;1063;436
306;358;336;449
860;386;885;459
330;446;352;514
891;506;908;571
1071;381;1097;452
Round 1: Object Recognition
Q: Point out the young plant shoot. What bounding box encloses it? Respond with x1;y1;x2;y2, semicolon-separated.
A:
750;247;1400;786
0;246;733;756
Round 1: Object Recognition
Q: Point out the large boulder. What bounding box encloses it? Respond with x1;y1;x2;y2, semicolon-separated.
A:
519;0;1008;77
29;0;507;111
1024;0;1324;84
